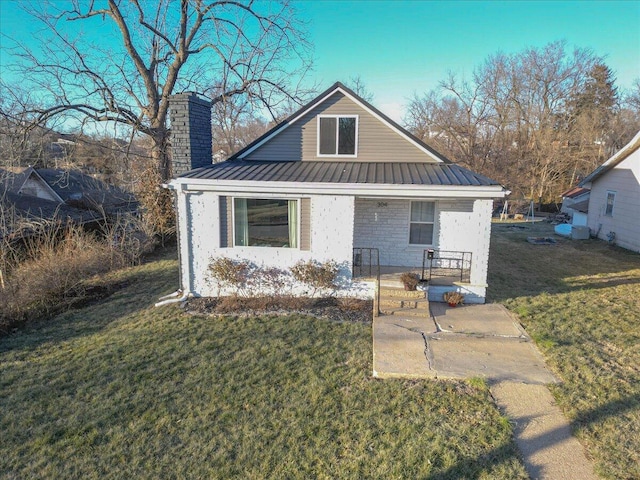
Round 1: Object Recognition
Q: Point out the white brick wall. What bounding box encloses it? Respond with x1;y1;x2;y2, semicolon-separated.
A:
178;192;493;301
437;199;492;287
181;192;365;297
353;198;425;266
354;197;493;300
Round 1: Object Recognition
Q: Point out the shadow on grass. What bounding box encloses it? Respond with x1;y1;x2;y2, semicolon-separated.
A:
0;255;179;353
487;222;640;302
427;441;522;479
431;390;639;480
487;389;640;479
573;392;640;428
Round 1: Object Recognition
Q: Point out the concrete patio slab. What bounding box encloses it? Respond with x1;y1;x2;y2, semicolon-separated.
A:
374;302;557;384
426;334;558;384
373;314;436;378
430;302;524;337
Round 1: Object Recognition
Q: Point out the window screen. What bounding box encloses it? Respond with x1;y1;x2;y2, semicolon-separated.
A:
319;117;337;155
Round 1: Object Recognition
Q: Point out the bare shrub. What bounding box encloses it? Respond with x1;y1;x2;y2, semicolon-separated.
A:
208;257;254;297
134;165;176;245
101;213;158;265
259;266;292;297
290;260;339;297
0;224;131;332
400;272;420;291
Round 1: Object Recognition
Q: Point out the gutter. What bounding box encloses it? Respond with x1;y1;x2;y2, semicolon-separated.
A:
168;179;509;199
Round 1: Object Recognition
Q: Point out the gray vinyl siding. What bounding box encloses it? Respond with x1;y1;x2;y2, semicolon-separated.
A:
587;150;640;252
243;124;303;161
244;92;438;163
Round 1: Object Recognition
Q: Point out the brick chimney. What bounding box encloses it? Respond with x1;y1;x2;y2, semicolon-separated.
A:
169;92;212;177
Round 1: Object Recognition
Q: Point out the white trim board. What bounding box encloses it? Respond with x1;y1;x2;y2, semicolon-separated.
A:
170;178;507;199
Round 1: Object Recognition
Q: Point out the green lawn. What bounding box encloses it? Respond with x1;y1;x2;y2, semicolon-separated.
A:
4;223;638;479
0;250;527;479
488;221;640;480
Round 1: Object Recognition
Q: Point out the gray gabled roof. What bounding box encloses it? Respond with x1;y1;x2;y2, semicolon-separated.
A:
0;190;103;241
180;160;499;186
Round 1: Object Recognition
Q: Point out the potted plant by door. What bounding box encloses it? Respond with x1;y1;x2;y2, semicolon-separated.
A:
443;291;465;307
400;272;420;291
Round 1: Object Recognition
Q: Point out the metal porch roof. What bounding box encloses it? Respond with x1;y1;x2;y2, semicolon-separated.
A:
179;161;500;187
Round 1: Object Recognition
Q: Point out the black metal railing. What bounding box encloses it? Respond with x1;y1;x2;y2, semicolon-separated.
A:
352;247;380;277
422;249;472;283
353;247;381;316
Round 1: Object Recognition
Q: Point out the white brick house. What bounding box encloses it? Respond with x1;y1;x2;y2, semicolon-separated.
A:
166;83;508;303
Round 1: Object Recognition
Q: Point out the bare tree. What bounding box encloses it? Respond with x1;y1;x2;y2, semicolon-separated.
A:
0;82;60;169
5;0;313;182
347;75;374;103
626;79;640;112
210;94;271;160
404;41;631;203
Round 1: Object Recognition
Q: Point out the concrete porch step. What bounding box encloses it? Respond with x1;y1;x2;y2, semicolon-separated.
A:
379;279;405;289
379;286;426;299
380;306;432;317
379;296;430;309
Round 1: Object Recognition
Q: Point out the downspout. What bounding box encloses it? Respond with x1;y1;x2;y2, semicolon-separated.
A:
155;290;190;307
155;184;193;307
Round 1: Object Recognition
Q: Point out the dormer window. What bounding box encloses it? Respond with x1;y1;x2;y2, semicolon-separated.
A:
318;115;358;156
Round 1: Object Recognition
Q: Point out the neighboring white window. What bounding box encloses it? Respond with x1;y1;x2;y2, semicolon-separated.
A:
317;115;358;156
409;201;435;245
605;191;615;216
234;198;298;248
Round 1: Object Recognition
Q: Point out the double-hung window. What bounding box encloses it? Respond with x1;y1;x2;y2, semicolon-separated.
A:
318;115;358;156
234;198;298;248
409;201;435;245
605;191;616;216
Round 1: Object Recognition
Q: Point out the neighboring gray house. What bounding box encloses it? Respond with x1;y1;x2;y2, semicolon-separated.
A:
2;167;137;215
166;83;508;303
1;167;137;241
579;130;640;252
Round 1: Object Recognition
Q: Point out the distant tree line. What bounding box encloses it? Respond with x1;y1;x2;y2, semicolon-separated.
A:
405;41;640;203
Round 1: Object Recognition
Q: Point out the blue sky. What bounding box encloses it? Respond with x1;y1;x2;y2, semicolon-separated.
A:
296;0;640;120
1;0;639;123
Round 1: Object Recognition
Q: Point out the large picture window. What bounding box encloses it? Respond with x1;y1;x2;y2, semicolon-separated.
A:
234;198;298;248
318;115;358;156
409;201;435;245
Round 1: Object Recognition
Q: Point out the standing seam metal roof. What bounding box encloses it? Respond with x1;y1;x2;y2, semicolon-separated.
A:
179;161;500;187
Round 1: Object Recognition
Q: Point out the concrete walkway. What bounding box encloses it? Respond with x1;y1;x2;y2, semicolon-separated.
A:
492;382;598;480
373;302;598;480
